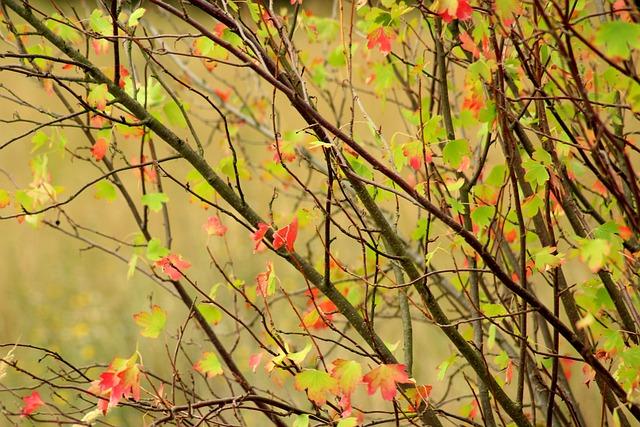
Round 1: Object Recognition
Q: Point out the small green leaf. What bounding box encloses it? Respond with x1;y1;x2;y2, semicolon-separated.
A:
197;303;222;325
95;180;117;201
31;130;49;152
163;99;188;127
534;246;563;271
146;238;169;261
141;192;169;212
337;418;358;427
128;7;146;27
522;159;549;187
292;414;309;427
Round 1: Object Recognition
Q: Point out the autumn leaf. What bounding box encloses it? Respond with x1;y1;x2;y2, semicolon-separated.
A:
203;215;228;237
367;27;396;56
406;384;433;412
133;305;167;338
331;359;362;415
433;0;473;23
88;353;141;414
362;364;412;401
155;254;191;280
272;217;298;252
249;351;264;372
459;31;479;58
294;369;339;405
21;391;44;417
331;359;362;396
194;352;224;377
91;137;109;161
256;261;276;297
251;222;270;253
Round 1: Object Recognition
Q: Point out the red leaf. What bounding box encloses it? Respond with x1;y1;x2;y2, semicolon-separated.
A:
88;354;141;415
362;364;412;401
204;215;228;237
367;27;395;56
91;137;109;161
437;0;473;23
273;217;298;252
155;254;191;280
21;391;44;417
214;88;231;102
249;352;264;372
251;222;270;253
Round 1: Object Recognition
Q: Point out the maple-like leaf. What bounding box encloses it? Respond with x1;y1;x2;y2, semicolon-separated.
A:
155;254;191;280
133;305;167;338
194;352;224;377
21;391;44;417
251;222;270;253
362;364;412;401
272;217;298;252
367;27;396;56
203;215;228;237
294;369;339;405
88;354;141;414
331;359;362;396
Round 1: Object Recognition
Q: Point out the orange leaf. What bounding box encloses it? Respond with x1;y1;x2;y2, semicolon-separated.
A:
362;364;412;401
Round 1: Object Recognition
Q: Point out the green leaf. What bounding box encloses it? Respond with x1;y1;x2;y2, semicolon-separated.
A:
128;8;146;27
141;192;169;212
337;418;358;427
437;354;457;381
596;22;640;60
163;99;188;127
522;194;543;218
133;305;167;338
31;130;49;152
578;238;610;272
471;205;495;230
197;303;222;325
442;139;469;169
534;246;563;271
292;414;309;427
411;217;428;241
482;303;507;317
95;180;117;201
522;159;549;187
89;9;111;35
484;165;507;187
146;238;169;261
